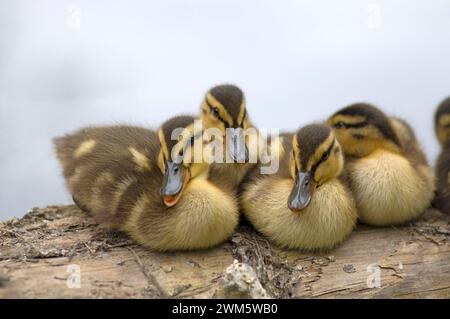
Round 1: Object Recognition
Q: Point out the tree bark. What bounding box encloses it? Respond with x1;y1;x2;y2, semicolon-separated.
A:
1;205;449;299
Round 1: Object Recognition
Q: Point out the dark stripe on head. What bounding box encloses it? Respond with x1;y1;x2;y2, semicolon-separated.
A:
340;122;368;129
333;103;401;146
205;99;230;128
209;84;244;126
310;138;335;174
161;115;196;158
296;124;332;169
435;96;450;126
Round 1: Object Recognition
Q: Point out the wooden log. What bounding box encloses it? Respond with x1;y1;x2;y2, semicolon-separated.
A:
0;205;449;299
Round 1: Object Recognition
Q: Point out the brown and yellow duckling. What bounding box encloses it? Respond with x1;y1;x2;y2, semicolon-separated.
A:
327;103;435;226
433;97;450;214
200;84;261;190
54;116;239;251
240;124;357;250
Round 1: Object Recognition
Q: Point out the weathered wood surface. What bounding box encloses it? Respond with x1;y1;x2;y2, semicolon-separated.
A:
0;205;449;299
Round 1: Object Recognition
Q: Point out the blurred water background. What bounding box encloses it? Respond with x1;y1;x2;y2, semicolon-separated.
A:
1;0;450;219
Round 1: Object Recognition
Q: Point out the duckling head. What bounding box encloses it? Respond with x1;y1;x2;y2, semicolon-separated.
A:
157;116;209;207
288;124;344;212
200;84;250;162
327;103;401;157
435;97;450;145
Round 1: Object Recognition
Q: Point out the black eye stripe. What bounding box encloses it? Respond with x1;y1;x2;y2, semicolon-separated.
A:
311;139;336;174
187;131;203;148
205;100;231;127
335;121;367;129
352;134;365;140
321;140;335;162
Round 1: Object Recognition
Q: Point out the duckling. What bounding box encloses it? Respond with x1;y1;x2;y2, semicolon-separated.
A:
433;97;450;214
327;103;435;226
240;124;357;250
54;116;239;251
199;84;261;190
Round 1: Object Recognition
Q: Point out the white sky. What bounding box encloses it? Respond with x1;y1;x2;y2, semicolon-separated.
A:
1;0;450;219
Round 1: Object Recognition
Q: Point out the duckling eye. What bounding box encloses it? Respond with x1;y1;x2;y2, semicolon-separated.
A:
211;107;220;118
321;152;329;162
335;121;346;129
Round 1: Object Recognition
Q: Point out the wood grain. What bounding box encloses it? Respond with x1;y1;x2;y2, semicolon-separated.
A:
1;205;449;299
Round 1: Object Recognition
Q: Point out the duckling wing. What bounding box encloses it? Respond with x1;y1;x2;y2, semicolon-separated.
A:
54;125;159;177
390;117;428;167
54;125;161;227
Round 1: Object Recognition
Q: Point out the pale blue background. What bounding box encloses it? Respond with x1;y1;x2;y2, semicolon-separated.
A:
1;0;450;219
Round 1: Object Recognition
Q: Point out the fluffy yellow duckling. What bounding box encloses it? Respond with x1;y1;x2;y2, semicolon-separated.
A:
240;124;357;250
327;103;435;226
54;116;239;251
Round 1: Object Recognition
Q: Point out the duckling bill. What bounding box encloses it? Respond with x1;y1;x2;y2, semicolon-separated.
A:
240;124;357;250
54;116;240;251
328;103;435;226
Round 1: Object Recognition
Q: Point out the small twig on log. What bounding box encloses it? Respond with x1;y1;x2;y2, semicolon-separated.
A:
421;234;444;246
83;242;94;254
127;247;168;298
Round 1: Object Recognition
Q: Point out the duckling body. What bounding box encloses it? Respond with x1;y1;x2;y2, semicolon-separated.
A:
122;175;239;251
345;149;433;226
328;104;434;226
54;117;239;251
241;126;357;250
433;97;450;214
